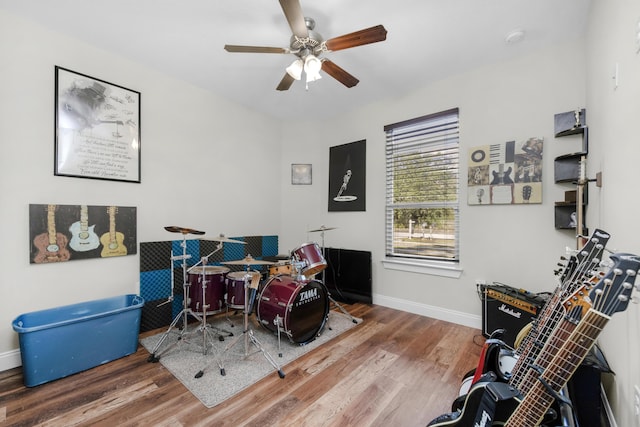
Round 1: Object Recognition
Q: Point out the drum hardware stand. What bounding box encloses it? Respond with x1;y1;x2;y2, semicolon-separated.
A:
147;229;232;363
273;315;286;357
312;226;362;325
186;244;235;349
196;260;285;379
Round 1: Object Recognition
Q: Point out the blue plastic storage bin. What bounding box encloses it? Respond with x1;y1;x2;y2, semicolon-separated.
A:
12;294;144;387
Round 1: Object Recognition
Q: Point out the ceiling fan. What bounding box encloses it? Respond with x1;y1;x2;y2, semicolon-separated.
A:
224;0;387;91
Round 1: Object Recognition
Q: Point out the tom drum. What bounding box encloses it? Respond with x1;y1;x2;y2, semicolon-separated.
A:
291;242;327;277
187;265;229;313
268;260;293;276
225;270;260;310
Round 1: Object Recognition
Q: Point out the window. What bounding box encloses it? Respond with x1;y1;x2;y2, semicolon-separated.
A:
384;108;460;262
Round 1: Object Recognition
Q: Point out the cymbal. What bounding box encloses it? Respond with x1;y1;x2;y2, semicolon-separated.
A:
221;255;275;266
308;225;337;233
199;234;247;244
164;226;205;235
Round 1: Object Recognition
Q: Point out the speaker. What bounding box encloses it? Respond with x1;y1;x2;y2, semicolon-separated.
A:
481;284;547;348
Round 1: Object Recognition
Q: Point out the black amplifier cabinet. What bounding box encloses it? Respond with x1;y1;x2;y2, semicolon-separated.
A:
481;283;547;348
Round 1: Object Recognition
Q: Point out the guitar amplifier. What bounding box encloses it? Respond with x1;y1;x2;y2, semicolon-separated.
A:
481;283;547;348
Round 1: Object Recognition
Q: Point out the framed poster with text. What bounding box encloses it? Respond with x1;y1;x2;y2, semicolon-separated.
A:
54;66;141;183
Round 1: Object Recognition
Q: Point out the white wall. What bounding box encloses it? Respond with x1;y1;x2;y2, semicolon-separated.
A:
586;0;640;425
279;41;587;321
0;10;282;367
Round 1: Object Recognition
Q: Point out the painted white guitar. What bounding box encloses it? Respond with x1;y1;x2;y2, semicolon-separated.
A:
69;205;100;252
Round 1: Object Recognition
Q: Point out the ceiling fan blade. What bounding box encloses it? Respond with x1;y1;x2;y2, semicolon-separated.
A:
279;0;308;39
224;45;289;54
324;25;388;52
276;73;296;91
321;60;359;88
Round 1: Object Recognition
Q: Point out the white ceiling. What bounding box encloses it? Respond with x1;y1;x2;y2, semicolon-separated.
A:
0;0;591;121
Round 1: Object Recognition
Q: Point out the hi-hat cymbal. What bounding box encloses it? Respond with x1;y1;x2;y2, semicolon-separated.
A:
199;234;247;244
308;225;337;233
164;226;205;235
221;255;275;265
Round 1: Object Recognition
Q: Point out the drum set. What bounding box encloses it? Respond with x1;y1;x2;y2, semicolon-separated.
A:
147;225;357;380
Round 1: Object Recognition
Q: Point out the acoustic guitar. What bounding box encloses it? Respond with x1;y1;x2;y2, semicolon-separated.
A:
100;206;127;257
33;204;71;263
69;205;100;252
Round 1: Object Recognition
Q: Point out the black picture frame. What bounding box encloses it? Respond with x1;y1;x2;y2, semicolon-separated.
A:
328;140;366;212
54;66;141;183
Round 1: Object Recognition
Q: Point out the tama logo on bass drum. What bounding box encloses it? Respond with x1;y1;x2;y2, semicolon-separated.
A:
296;287;320;306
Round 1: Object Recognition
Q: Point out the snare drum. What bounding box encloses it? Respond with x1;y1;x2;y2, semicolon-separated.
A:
187;265;229;313
257;275;329;344
291;242;327;276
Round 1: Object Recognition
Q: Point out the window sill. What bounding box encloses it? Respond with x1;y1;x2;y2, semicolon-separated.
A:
381;258;463;278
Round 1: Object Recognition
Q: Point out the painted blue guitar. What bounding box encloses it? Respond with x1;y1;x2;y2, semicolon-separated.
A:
69;205;100;252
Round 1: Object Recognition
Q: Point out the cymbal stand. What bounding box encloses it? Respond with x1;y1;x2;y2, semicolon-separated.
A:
317;229;362;325
147;235;227;362
196;267;285;379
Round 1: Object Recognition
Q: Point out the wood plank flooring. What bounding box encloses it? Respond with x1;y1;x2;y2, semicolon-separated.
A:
0;303;484;426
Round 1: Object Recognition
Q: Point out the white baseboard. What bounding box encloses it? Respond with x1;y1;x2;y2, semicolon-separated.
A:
373;293;482;329
0;349;21;372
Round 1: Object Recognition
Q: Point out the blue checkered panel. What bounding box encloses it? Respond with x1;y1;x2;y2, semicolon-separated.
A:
139;235;278;332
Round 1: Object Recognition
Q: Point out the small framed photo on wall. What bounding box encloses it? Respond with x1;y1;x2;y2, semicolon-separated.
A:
291;163;312;185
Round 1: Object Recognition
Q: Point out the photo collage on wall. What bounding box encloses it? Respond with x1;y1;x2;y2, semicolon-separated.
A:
29;204;137;264
467;138;543;205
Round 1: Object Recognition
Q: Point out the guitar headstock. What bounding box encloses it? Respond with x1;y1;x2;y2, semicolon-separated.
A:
107;206;119;216
559;228;610;284
562;251;640;320
588;253;640;316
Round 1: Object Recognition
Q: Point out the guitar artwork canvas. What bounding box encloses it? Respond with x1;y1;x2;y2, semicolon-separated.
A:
468;138;543;205
29;204;136;264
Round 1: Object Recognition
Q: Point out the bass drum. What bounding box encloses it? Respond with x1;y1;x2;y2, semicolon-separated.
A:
257;275;329;344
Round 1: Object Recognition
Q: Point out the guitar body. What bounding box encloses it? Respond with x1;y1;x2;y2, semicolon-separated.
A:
428;382;520;427
69;222;100;252
100;232;127;257
33;232;71;263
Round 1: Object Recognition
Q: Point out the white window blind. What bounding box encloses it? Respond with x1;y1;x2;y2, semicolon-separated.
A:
384;108;460;261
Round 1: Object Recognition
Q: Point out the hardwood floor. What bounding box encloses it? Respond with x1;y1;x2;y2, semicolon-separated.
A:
0;303;484;426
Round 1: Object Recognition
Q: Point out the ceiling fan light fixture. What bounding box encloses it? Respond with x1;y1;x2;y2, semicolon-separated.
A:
286;59;304;80
304;54;322;74
306;70;322;84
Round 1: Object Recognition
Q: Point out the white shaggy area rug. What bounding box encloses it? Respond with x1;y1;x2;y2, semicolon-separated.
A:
140;311;360;408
